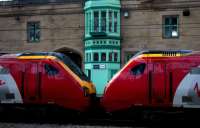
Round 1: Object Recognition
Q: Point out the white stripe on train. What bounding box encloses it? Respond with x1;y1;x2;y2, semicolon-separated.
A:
173;71;200;108
0;65;23;103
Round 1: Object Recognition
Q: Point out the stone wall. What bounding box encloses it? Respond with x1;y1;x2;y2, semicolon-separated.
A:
0;2;84;56
121;0;200;64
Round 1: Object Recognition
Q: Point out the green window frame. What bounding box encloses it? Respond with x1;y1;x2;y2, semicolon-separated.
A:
85;52;91;62
27;21;40;43
163;15;179;38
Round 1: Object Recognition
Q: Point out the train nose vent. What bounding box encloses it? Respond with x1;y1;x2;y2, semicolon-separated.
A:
162;51;177;56
161;50;192;57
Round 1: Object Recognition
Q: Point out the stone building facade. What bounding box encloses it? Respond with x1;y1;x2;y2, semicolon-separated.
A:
121;0;200;65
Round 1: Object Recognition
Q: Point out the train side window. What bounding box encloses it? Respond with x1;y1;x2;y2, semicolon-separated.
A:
131;63;146;75
44;64;59;76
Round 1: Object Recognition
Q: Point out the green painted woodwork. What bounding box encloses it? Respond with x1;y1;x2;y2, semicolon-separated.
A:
84;0;121;10
85;63;120;95
85;50;120;63
84;62;120;64
84;0;121;96
84;36;121;41
85;45;120;50
85;39;120;46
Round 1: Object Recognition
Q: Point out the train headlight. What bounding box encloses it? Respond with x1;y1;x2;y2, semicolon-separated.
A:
91;84;96;91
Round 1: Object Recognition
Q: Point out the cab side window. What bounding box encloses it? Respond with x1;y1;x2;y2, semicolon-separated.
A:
44;64;59;76
131;63;146;75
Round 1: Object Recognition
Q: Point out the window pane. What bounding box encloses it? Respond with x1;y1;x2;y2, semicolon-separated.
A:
109;11;112;32
114;52;118;62
87;69;91;80
35;23;40;41
86;53;88;62
109;52;113;61
165;18;170;25
88;12;91;33
101;11;106;32
93;53;99;61
101;53;106;61
163;16;178;38
86;13;88;34
27;22;40;42
114;12;118;32
165;26;171;38
88;53;91;62
131;63;146;76
94;11;99;32
172;17;177;25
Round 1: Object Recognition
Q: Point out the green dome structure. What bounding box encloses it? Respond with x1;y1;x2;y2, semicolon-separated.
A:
84;0;121;96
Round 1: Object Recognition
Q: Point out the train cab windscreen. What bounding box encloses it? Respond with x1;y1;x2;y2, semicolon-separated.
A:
53;53;90;82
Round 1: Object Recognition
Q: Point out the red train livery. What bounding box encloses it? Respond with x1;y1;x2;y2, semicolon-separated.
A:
0;52;96;111
101;50;200;112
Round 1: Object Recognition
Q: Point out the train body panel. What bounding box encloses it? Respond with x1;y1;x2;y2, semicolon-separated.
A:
101;50;200;112
0;52;96;111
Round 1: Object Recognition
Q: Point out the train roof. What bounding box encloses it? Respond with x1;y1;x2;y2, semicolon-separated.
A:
132;50;199;58
0;52;62;59
135;50;192;56
18;52;61;57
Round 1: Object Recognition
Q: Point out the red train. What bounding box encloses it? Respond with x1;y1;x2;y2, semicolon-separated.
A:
101;50;200;112
0;52;96;112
